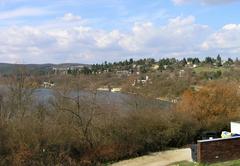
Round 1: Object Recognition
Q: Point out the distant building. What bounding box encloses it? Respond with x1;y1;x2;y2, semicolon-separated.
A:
42;81;55;88
52;67;69;75
111;88;122;93
97;85;111;92
69;65;85;70
152;64;159;70
116;70;132;77
132;75;150;86
53;65;87;75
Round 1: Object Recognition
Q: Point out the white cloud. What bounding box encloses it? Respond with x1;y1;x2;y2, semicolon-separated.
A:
172;0;190;5
0;7;49;20
202;24;240;55
61;13;82;22
0;14;211;63
0;13;239;64
119;16;209;56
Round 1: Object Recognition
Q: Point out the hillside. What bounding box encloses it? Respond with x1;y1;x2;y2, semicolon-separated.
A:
0;63;90;75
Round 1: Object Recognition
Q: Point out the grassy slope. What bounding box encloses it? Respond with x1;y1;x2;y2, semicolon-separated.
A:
193;66;230;74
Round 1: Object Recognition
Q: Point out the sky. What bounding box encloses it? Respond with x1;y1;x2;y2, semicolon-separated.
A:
0;0;240;64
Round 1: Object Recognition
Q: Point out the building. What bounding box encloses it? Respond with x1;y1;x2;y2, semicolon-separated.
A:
196;121;240;163
52;67;69;75
53;65;87;75
116;70;132;77
151;64;159;70
132;75;150;86
42;81;55;88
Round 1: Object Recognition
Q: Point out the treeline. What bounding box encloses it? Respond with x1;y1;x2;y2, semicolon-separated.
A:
84;55;238;75
0;69;239;165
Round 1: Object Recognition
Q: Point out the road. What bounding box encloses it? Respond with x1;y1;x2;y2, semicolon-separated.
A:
111;148;192;166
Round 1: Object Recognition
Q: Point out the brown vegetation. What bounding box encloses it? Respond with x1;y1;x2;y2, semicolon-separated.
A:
0;69;240;165
176;81;240;131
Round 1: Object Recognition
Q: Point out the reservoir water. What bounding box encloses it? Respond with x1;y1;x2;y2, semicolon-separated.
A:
33;88;172;111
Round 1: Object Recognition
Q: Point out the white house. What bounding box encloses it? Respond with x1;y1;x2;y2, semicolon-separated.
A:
132;75;150;86
42;82;55;88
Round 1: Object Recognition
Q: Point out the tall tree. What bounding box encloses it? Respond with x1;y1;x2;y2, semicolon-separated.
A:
205;57;214;64
181;58;187;67
193;58;200;64
216;54;222;67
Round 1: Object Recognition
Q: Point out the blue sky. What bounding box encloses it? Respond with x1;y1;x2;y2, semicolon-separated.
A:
0;0;239;63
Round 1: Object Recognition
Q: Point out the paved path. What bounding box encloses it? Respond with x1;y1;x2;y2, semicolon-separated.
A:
111;148;192;166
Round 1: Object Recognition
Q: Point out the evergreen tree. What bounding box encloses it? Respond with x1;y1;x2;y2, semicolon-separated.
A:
216;54;222;67
193;58;200;64
181;58;187;66
129;58;134;64
205;57;214;64
187;58;193;64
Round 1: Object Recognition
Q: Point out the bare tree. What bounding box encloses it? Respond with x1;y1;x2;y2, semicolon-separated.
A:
5;66;34;120
53;77;102;148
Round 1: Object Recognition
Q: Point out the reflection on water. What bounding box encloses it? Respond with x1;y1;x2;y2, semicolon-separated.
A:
33;88;172;111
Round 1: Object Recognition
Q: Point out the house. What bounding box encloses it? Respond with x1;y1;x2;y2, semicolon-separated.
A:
132;75;150;86
187;61;193;65
139;75;149;84
53;67;69;75
42;81;55;88
97;87;111;92
116;70;132;77
156;97;178;103
53;65;87;75
151;64;159;70
111;88;122;93
70;65;85;70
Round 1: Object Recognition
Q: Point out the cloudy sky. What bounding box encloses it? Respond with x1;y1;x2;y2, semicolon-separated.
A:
0;0;239;64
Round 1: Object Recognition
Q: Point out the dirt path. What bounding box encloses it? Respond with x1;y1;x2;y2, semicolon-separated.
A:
111;148;192;166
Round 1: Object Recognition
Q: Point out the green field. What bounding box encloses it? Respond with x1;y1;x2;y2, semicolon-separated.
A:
193;66;230;74
175;160;240;166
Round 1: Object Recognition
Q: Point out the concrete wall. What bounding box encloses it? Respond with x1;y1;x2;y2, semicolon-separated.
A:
197;137;240;163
